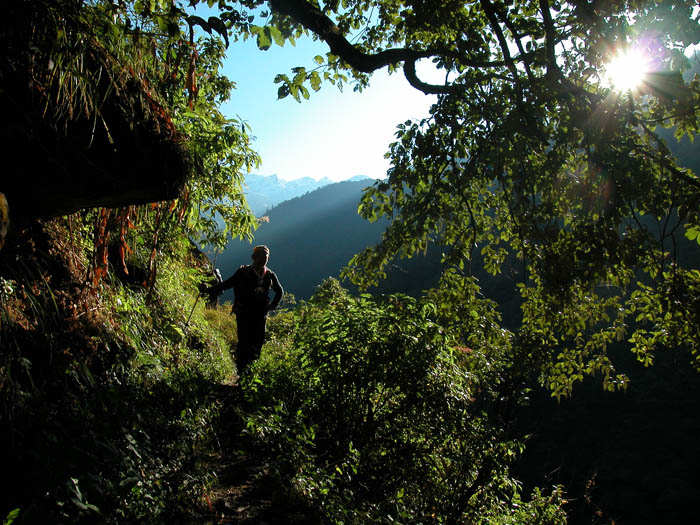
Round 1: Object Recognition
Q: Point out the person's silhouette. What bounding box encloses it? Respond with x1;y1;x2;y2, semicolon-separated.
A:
206;245;283;376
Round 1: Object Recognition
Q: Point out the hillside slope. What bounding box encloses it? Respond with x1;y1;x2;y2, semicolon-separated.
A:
215;178;523;307
217;179;387;301
244;174;334;216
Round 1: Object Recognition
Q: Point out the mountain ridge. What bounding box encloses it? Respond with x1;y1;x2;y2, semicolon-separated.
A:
214;177;442;303
217;179;389;301
244;173;372;216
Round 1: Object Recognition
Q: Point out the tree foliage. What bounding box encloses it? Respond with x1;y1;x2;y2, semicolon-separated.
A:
244;279;567;523
97;0;262;249
103;0;700;394
7;0;262;250
22;2;700;394
199;0;700;394
4;1;700;521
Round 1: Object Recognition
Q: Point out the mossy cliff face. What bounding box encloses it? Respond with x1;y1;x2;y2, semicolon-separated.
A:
0;0;192;227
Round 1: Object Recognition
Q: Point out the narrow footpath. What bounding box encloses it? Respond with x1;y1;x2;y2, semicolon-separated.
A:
193;383;317;525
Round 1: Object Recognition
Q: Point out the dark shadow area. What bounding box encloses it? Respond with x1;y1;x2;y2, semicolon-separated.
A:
192;383;321;524
513;343;700;525
0;222;318;523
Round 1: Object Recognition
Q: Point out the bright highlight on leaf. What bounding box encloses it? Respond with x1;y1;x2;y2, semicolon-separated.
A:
604;48;650;92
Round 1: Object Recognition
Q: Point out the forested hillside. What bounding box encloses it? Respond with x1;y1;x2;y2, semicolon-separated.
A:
216;178;447;301
216;178;525;316
216;179;387;301
2;1;700;524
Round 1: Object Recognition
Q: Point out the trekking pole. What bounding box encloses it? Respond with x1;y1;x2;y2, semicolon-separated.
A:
185;293;201;328
185;248;219;328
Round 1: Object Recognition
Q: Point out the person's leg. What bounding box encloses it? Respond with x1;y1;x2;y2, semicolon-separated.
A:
249;315;267;363
235;314;255;375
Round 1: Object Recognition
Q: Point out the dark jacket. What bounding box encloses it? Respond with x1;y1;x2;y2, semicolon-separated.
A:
208;265;283;316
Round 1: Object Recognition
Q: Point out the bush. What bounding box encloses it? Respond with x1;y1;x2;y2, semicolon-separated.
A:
0;219;234;522
243;279;566;523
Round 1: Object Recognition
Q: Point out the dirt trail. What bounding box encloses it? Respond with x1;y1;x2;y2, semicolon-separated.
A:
193;384;316;525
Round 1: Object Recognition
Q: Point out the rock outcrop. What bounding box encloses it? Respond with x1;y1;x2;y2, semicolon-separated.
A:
0;0;194;226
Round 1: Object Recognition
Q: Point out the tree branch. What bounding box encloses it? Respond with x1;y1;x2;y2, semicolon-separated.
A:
479;0;522;89
538;0;558;76
640;121;700;191
269;0;506;77
494;2;535;83
269;0;431;72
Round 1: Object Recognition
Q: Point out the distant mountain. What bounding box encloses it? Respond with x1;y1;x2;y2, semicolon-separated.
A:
216;179;377;301
244;173;346;215
345;175;374;182
213;178;440;302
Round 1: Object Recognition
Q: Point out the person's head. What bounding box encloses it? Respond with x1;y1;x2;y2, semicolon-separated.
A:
251;245;269;268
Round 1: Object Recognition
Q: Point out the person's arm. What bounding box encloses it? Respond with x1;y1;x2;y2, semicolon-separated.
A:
205;266;243;296
268;272;284;312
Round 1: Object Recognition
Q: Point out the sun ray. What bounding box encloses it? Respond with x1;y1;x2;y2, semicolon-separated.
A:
604;48;650;92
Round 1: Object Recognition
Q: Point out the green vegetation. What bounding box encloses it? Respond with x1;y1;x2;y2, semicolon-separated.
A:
2;0;700;523
0;217;236;522
246;278;567;523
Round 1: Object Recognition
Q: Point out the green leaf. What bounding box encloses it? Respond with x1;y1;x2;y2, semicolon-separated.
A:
273;73;289;84
310;71;321;91
685;225;700;244
155;15;169;33
251;26;271;50
269;25;285;46
277;84;290;99
3;508;20;525
119;477;140;488
314;55;325;65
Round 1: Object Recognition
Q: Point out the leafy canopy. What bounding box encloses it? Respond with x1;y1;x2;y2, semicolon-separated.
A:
81;0;700;394
195;0;700;395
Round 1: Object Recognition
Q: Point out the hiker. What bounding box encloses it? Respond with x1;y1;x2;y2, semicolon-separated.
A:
205;245;283;376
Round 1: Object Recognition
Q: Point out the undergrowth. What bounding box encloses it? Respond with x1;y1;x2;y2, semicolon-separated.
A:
1;217;566;523
0;215;237;523
241;279;568;524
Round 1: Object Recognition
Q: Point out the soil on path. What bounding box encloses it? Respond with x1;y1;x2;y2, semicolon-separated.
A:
192;383;319;525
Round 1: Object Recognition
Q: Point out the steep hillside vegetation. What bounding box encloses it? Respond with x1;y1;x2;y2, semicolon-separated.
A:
3;1;700;524
215;179;393;301
0;218;234;522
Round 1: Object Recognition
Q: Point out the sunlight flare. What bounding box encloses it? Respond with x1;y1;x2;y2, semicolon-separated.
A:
604;48;650;92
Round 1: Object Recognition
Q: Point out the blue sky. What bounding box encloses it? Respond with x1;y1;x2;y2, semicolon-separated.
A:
199;3;700;183
218;34;437;182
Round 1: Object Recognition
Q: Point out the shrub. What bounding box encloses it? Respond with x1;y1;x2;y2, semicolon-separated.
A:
243;279;566;523
0;219;234;522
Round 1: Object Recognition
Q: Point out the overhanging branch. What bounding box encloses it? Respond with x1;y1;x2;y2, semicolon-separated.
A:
403;60;508;95
268;0;505;76
403;60;460;95
269;0;433;72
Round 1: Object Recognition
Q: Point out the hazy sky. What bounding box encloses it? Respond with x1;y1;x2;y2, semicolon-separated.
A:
219;34;437;182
